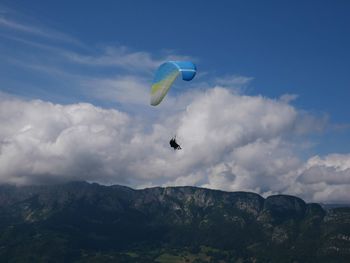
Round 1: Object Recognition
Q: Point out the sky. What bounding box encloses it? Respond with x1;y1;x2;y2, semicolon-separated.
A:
0;1;350;203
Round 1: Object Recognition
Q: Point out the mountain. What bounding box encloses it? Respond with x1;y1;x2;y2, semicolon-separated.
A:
0;181;349;262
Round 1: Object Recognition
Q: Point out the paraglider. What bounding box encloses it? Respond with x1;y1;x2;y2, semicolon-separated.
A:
151;61;196;150
150;61;196;106
169;136;181;150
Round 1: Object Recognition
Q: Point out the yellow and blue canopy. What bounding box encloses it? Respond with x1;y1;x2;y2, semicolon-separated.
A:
150;61;196;106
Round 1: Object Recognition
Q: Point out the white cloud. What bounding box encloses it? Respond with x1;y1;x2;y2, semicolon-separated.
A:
63;46;160;72
0;17;81;45
0;96;131;185
63;46;196;73
1;87;344;203
214;75;253;90
292;154;350;203
279;93;298;103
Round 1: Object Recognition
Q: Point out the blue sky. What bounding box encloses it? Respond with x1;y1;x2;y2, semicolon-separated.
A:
4;0;350;114
0;1;350;202
1;1;349;134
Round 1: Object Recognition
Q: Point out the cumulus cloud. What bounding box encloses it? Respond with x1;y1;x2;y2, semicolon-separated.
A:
292;154;350;203
0;96;132;184
0;93;345;204
1;87;344;203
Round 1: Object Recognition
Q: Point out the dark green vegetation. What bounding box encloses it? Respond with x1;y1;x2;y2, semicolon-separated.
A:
0;182;349;262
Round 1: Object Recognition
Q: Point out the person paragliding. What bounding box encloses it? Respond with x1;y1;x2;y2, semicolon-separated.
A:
169;136;181;150
151;61;196;150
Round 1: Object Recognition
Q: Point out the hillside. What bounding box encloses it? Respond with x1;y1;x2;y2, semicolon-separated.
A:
0;182;349;262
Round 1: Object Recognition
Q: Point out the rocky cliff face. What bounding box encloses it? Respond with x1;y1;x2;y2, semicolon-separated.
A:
0;181;349;262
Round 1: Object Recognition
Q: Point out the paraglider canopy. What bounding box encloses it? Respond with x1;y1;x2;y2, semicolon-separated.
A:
150;61;196;106
169;136;181;150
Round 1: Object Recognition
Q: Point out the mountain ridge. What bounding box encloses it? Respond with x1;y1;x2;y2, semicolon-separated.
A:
0;181;349;262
